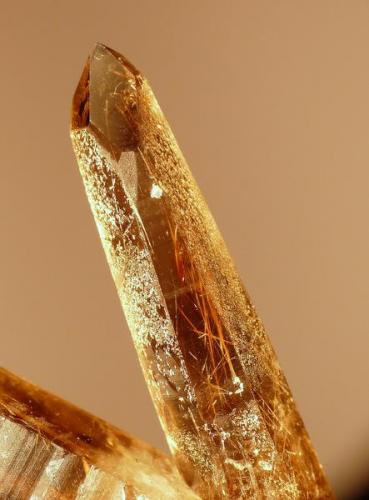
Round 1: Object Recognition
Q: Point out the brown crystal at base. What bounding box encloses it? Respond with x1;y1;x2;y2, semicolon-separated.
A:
0;368;200;499
71;44;334;499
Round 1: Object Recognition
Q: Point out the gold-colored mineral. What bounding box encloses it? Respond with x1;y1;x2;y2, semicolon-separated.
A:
71;43;333;499
0;368;200;499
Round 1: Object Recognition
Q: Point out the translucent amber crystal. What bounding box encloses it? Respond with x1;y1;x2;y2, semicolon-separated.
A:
70;44;333;499
0;368;199;499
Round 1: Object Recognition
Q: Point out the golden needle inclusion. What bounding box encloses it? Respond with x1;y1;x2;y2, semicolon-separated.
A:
71;44;333;499
0;368;199;499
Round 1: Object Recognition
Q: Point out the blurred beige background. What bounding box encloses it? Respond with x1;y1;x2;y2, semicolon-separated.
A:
1;1;368;498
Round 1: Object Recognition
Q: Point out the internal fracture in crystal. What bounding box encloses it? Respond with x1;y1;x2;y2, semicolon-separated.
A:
71;44;333;499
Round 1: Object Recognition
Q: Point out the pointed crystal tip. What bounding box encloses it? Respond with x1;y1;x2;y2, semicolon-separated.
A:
71;44;142;156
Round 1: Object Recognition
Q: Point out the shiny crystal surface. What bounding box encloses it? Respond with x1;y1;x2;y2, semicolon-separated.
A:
0;368;199;499
71;44;333;499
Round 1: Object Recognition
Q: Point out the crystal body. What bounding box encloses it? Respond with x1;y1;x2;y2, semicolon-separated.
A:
0;368;199;499
71;44;333;499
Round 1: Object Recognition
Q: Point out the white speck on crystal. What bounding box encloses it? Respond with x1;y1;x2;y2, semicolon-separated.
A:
150;184;163;199
259;460;273;471
225;458;247;471
232;376;244;394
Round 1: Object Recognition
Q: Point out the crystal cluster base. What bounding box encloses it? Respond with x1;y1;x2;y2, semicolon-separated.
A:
0;368;199;499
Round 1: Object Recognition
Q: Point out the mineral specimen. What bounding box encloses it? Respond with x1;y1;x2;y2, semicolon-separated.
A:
71;43;333;499
0;368;199;499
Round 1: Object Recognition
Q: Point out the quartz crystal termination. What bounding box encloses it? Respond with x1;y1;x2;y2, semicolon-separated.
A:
0;368;199;499
71;44;333;499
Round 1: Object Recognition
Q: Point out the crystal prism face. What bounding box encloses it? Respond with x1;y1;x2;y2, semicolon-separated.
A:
0;368;199;499
71;44;333;499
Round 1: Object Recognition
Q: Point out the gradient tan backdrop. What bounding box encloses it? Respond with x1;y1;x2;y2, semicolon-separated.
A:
1;2;368;498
